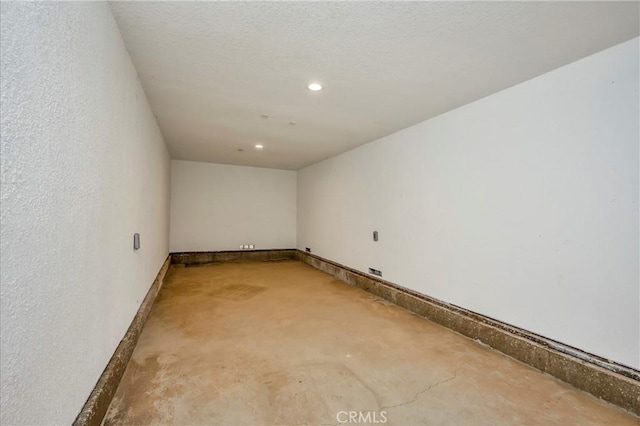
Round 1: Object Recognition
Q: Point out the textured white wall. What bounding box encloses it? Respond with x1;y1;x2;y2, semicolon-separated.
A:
298;38;640;369
170;160;296;252
1;3;171;424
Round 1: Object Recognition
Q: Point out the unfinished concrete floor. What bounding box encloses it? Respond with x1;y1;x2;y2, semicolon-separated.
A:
105;260;638;425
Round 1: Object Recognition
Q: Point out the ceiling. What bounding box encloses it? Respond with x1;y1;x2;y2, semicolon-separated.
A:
110;1;639;171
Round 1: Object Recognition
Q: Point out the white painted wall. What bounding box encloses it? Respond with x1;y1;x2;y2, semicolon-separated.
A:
170;160;296;252
298;38;640;369
1;3;171;424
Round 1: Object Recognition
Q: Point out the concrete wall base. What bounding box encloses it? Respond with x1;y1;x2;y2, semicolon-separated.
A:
73;256;172;426
171;249;296;265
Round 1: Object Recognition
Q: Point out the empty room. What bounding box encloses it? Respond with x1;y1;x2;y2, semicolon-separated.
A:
1;1;639;425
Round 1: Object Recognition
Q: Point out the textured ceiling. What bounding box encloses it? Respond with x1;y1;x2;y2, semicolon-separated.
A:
110;1;639;170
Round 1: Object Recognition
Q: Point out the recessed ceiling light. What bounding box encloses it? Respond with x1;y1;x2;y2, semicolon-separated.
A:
307;82;323;91
255;144;264;149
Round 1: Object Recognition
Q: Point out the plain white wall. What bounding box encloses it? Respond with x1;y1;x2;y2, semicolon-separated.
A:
298;38;640;369
170;160;296;252
1;2;171;424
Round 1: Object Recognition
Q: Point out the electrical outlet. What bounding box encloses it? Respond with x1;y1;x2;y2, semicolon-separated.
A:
249;244;254;249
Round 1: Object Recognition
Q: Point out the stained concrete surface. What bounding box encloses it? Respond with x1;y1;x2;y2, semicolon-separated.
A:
104;261;639;425
296;251;640;415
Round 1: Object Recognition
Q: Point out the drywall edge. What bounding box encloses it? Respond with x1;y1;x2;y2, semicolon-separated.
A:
295;250;640;415
73;255;171;426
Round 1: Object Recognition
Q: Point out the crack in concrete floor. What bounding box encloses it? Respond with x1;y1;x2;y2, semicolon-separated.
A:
324;366;465;426
381;365;464;412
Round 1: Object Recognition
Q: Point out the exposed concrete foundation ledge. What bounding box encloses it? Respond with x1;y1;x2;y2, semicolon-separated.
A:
294;250;640;416
171;249;296;265
73;255;172;426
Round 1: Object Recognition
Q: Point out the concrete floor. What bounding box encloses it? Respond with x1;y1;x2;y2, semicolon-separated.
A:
105;260;638;425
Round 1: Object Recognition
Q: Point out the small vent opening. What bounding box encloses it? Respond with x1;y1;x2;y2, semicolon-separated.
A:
369;268;382;277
